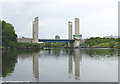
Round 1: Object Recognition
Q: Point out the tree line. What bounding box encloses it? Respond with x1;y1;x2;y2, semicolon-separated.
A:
82;37;118;48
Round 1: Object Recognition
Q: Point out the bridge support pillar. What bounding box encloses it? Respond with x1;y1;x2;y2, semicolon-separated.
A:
74;39;81;48
73;18;82;48
68;21;73;47
68;42;74;47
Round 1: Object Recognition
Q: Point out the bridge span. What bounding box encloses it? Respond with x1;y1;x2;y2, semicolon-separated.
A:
38;39;74;42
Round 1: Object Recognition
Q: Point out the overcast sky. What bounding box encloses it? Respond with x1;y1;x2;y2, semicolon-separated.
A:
0;0;119;39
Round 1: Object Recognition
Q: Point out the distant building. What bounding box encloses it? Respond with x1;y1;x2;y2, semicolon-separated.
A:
17;37;34;43
17;17;39;43
103;35;118;38
55;35;60;39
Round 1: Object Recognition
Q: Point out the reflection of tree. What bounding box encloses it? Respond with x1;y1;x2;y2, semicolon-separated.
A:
2;50;17;77
52;49;60;56
118;49;120;56
17;49;39;55
85;49;117;57
0;50;2;77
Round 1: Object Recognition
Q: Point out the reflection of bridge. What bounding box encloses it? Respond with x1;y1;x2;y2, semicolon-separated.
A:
38;39;74;42
32;49;82;80
68;49;82;80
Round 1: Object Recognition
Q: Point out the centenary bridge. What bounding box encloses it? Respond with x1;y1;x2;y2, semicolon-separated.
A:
38;39;75;42
17;17;82;47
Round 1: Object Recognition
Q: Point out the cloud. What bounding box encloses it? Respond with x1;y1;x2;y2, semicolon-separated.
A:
0;0;119;39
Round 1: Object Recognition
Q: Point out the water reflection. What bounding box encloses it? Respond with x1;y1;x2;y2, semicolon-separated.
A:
68;49;73;78
74;49;81;80
33;53;39;79
85;48;117;57
2;48;118;82
0;49;2;80
68;49;82;80
2;50;17;77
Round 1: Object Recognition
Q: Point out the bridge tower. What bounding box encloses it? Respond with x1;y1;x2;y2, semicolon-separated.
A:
33;17;39;43
73;18;82;48
68;21;73;47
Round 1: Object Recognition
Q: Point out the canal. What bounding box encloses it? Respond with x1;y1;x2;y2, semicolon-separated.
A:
2;48;118;82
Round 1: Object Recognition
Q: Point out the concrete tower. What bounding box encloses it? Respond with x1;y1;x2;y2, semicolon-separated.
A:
75;18;79;35
68;21;72;39
73;18;82;48
68;21;73;47
33;17;39;43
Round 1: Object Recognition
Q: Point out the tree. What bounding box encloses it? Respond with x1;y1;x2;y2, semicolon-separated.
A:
2;20;17;49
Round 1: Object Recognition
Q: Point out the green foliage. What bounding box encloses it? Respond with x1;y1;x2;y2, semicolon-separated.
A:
82;37;118;48
2;50;17;77
44;42;68;48
109;40;116;48
2;20;17;49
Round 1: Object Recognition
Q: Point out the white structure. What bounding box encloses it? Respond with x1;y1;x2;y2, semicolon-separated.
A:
74;18;82;48
68;21;72;39
68;21;73;47
67;18;82;47
33;17;39;43
75;18;79;35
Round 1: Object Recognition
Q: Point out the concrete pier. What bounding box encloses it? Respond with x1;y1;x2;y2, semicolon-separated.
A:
33;17;39;43
74;18;82;48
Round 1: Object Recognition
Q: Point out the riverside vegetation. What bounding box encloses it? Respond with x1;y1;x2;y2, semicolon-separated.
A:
1;20;119;49
82;37;119;48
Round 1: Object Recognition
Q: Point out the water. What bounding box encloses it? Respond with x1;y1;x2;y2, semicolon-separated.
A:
2;48;118;82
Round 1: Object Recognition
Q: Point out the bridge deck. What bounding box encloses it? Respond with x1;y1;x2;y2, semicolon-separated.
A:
38;39;74;42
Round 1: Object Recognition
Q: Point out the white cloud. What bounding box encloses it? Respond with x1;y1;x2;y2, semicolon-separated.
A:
0;0;119;39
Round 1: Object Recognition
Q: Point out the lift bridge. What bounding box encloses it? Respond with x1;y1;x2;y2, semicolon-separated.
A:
17;17;82;47
38;39;74;42
35;17;82;47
